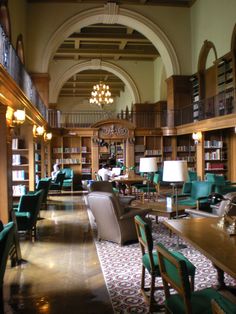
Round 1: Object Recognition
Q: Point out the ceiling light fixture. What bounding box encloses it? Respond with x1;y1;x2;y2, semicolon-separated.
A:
89;81;113;109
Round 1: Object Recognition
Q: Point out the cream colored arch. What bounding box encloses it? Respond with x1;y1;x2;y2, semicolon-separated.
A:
51;60;140;104
42;4;180;77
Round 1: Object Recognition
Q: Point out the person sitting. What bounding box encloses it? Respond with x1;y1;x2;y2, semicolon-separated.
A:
97;163;112;181
51;163;61;180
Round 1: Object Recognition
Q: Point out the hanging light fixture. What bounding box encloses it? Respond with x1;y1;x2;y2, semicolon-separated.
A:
89;81;113;108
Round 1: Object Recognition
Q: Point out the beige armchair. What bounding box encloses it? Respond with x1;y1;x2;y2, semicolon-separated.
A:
87;191;150;245
89;181;135;206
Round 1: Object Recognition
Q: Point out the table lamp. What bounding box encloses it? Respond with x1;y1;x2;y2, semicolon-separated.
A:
163;160;188;248
139;157;158;201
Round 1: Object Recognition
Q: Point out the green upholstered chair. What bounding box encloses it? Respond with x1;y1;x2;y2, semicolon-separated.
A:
14;190;44;240
137;173;160;202
0;221;15;313
156;242;235;314
205;173;236;194
177;181;214;210
62;168;74;190
49;172;65;192
134;215;196;313
35;177;51;209
211;296;236;314
187;170;198;182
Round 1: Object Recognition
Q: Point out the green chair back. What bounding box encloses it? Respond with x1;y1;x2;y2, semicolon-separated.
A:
36;178;51;203
191;181;213;199
0;221;15;286
62;168;73;179
187;170;198;182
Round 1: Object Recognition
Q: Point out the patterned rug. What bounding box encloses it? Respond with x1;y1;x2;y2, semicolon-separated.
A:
87;209;236;314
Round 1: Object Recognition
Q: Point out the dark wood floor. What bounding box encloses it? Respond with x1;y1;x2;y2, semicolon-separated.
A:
4;194;113;314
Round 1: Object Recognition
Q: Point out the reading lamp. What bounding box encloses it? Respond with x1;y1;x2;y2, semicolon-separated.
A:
163;160;188;248
139;157;158;201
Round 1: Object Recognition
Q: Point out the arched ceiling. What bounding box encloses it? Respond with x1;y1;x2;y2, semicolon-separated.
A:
55;23;159;99
28;0;195;103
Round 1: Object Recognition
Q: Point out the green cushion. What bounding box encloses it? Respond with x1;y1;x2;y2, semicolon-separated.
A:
166;288;221;314
142;251;160;274
213;295;236;313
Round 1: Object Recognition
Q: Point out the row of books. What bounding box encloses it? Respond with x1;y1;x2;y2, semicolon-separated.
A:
145;149;162;156
12;138;25;150
12;170;27;181
205;150;224;160
12;185;27;196
204;140;223;148
205;162;225;170
54;158;80;164
177;146;196;152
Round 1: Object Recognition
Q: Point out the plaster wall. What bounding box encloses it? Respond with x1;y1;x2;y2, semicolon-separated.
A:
8;0;27;56
190;0;236;72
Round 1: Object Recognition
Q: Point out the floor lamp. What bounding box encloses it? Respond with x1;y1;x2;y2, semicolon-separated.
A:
163;160;188;249
139;157;158;202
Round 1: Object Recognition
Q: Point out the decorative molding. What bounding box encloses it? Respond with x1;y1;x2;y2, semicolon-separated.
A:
99;124;128;138
128;137;135;144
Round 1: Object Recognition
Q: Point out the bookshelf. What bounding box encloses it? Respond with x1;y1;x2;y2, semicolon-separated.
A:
217;53;234;116
81;137;92;179
190;74;201;122
12;137;29;196
204;130;228;177
176;134;196;171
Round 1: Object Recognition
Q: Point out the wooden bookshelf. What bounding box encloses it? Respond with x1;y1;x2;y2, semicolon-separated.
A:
176;134;196;171
204;130;228;177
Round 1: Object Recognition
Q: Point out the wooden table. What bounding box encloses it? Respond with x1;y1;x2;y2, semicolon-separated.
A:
111;175;144;195
164;217;236;288
138;202;186;222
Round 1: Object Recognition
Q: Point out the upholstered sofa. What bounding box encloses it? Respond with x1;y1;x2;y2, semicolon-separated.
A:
87;191;150;245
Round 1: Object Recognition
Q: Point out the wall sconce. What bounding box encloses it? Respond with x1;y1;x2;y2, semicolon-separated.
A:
6;107;26;127
33;125;45;137
44;132;52;142
192;131;202;144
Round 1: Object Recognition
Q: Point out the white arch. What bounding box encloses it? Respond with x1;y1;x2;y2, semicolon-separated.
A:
42;5;180;77
51;60;140;104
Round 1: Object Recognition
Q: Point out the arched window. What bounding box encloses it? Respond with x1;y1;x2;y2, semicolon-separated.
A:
16;34;25;64
0;0;11;40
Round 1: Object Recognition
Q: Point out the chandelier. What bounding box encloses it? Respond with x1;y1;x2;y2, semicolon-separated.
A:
89;81;113;108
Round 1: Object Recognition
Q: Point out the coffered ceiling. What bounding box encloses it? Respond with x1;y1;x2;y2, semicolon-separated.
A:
28;0;195;102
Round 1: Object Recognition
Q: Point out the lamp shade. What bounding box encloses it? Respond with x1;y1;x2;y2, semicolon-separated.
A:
139;157;158;173
163;160;188;182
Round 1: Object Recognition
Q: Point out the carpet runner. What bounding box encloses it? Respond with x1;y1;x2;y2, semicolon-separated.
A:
88;209;236;313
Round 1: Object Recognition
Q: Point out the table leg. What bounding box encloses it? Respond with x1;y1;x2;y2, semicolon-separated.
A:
213;264;226;289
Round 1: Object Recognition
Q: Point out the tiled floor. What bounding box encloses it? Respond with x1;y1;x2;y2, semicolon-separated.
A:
3;194;113;314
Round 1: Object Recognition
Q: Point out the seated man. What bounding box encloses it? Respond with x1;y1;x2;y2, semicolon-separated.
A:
97;163;113;181
51;163;61;180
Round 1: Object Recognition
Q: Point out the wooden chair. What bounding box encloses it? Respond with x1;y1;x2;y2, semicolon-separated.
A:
156;242;235;314
137;173;160;203
134;216;196;313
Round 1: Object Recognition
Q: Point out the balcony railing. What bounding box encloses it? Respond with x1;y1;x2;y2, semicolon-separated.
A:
48;91;235;129
0;25;48;120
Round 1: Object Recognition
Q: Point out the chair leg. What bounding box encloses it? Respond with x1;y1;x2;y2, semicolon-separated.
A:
190;275;195;291
149;274;156;312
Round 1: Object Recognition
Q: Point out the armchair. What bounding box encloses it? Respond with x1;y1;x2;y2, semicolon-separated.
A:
87;191;150;245
35;177;51;209
177;181;214;210
0;221;15;313
205;173;236;194
14;190;44;240
89;181;135;206
49;172;65;193
62;168;74;190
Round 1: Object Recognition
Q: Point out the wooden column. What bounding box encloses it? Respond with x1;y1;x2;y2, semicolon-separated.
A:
196;132;205;180
91;136;99;180
126;137;135;169
0;105;12;223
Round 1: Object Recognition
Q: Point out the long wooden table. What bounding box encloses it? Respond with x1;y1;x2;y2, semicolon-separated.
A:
164;217;236;288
